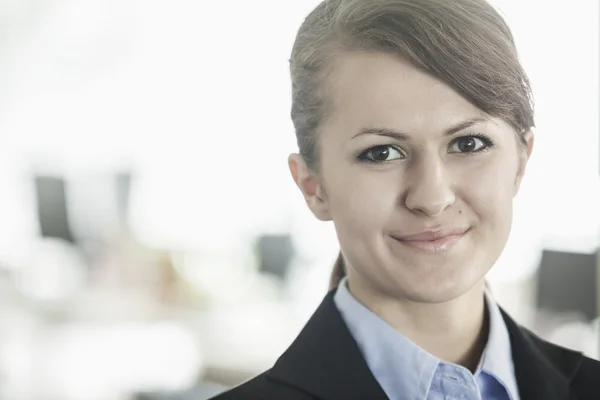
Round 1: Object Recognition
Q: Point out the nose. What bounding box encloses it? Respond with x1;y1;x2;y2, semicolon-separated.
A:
404;157;455;217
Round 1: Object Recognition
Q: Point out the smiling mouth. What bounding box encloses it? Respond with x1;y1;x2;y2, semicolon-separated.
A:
390;229;469;253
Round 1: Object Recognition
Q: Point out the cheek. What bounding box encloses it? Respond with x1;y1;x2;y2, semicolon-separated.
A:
456;156;516;229
324;165;400;234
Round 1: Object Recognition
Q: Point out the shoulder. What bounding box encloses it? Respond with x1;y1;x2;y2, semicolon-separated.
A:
208;370;316;400
571;355;600;397
500;307;600;398
521;325;600;396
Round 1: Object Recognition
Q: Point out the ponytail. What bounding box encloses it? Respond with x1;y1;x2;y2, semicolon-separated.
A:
329;251;346;291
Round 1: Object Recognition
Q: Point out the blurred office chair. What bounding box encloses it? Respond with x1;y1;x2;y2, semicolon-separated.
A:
255;233;294;281
536;249;597;321
34;176;75;244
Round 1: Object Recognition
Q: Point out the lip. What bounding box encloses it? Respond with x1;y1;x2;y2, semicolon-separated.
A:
390;228;469;253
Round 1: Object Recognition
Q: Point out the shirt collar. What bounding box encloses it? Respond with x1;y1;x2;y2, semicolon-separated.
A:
334;277;519;400
479;288;521;399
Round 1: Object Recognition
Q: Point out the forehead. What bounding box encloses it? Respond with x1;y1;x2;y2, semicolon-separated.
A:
324;51;491;135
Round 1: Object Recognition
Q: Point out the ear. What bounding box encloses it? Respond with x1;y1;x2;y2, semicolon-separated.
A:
514;129;534;196
288;153;332;221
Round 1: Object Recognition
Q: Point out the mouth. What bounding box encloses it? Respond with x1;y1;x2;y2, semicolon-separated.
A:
389;228;470;253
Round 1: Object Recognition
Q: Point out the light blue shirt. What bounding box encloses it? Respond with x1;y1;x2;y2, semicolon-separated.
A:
334;277;520;400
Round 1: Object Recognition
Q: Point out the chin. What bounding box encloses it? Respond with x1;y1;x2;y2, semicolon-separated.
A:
404;283;475;304
383;266;485;304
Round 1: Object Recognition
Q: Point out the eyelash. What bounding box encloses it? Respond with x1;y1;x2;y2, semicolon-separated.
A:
357;133;495;163
357;144;404;164
453;133;495;155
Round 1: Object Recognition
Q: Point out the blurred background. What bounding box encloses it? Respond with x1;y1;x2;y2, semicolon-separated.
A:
0;0;598;399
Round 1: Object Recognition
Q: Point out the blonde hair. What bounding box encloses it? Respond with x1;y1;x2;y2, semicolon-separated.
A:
329;252;346;291
290;0;534;171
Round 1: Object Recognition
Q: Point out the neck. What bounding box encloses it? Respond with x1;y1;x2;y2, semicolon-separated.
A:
347;277;489;372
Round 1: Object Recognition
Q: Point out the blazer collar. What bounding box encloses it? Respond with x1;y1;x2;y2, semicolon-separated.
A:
268;290;585;400
268;290;388;400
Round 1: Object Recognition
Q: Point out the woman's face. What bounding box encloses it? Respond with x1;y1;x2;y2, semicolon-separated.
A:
290;51;533;303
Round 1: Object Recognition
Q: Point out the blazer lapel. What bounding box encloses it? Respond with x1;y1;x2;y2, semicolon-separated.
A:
267;291;389;400
500;308;584;400
267;291;586;400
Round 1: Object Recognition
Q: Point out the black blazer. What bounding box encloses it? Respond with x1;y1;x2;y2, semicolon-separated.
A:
211;290;600;400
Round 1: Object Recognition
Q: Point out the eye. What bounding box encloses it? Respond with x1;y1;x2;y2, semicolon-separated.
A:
359;145;405;163
448;134;494;153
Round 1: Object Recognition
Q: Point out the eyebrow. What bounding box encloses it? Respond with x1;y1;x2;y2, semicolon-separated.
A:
352;117;488;140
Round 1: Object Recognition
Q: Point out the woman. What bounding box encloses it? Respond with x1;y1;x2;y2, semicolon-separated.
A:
213;0;600;398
